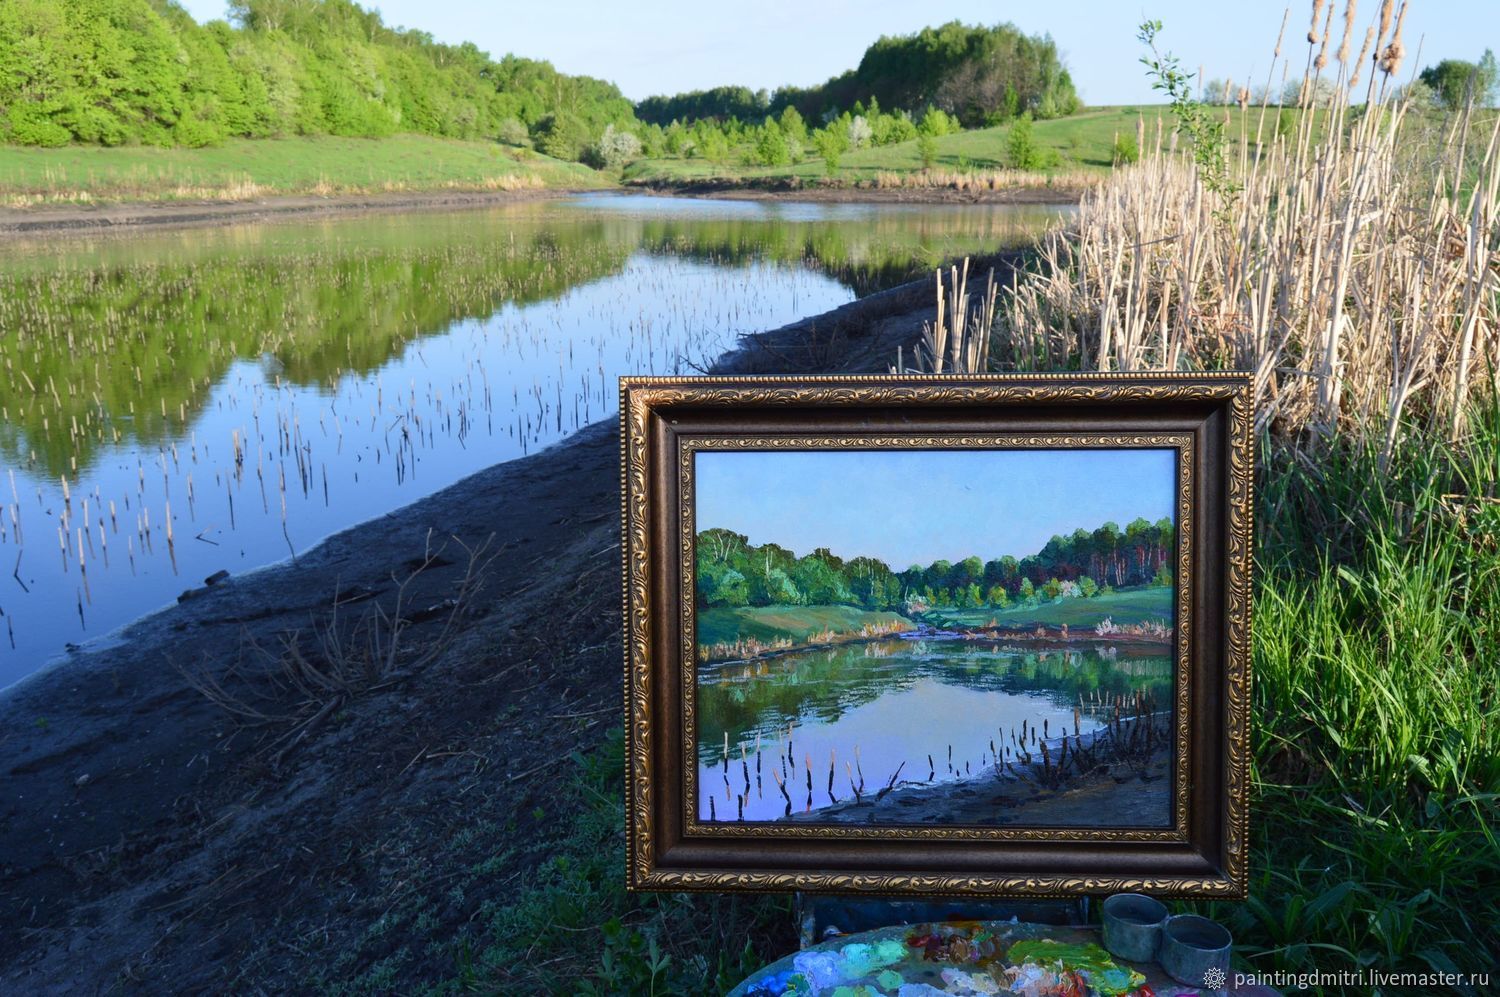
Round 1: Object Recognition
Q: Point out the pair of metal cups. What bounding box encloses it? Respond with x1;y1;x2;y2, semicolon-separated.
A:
1101;893;1233;989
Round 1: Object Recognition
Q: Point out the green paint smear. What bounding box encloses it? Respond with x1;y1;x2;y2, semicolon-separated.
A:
1005;940;1146;996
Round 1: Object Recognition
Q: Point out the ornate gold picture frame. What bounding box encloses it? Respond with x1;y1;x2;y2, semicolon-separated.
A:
622;374;1252;897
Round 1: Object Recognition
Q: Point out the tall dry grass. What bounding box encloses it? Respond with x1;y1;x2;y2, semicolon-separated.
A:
928;1;1498;466
871;168;1097;193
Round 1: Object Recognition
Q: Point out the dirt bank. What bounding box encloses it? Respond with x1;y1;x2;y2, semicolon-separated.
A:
0;179;1082;237
0;187;588;236
626;176;1085;205
787;719;1172;827
0;251;1025;992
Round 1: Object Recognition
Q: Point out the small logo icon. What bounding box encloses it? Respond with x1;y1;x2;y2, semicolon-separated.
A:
1202;966;1228;990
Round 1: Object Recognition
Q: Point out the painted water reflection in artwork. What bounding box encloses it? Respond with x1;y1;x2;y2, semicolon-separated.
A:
693;447;1178;827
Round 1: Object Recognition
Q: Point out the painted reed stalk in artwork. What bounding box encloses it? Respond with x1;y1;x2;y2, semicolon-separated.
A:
933;0;1498;467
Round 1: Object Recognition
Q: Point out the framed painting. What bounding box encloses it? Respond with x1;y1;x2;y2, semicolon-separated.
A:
621;374;1253;897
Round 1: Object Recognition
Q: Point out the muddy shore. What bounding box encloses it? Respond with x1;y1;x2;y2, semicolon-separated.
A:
625;177;1086;206
0;248;1027;991
0;180;1082;237
0;187;589;236
786;716;1173;827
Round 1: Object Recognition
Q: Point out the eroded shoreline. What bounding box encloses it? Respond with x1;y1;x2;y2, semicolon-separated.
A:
0;180;1083;237
0;249;1026;991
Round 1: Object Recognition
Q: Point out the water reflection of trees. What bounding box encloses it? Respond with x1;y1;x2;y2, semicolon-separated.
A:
698;639;1171;765
0;202;1057;475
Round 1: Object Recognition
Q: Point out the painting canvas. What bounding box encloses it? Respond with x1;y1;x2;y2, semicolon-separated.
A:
692;446;1179;829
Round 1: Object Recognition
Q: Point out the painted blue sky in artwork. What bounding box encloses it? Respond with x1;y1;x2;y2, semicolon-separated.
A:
695;448;1175;568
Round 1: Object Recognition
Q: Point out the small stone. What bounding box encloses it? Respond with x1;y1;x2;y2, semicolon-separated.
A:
74;773;91;788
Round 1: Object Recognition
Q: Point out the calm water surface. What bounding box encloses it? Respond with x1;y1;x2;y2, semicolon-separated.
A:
696;639;1170;823
0;194;1066;686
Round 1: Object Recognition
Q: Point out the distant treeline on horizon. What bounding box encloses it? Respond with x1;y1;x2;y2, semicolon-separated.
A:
635;21;1081;129
697;517;1174;612
0;2;1078;156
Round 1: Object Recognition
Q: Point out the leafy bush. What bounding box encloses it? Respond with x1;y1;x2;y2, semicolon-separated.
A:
846;114;872;149
497;118;530;146
535;112;592;161
592;123;642;169
1111;131;1139;165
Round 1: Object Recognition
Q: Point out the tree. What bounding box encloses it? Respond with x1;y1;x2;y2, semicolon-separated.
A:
846;114;872;149
778;105;808;145
695;123;729;163
812;126;846;174
1419;52;1500;110
792;553;852;605
1007;113;1041;169
918;106;954;137
593;123;641;169
753;120;790;166
948;556;984;592
0;0;641;153
917;131;938;169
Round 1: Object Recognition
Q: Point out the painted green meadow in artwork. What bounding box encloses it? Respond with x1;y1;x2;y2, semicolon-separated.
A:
693;447;1178;827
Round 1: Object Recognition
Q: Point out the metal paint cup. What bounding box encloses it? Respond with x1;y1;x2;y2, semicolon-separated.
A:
1158;913;1233;987
1100;893;1168;962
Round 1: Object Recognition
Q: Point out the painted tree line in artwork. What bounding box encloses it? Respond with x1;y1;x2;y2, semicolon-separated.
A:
696;517;1175;611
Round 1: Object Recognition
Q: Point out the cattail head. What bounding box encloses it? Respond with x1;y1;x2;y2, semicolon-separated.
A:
1337;0;1358;66
1238;85;1251;109
1308;0;1326;44
1351;24;1376;88
1377;0;1394;45
1314;4;1335;69
1379;1;1408;76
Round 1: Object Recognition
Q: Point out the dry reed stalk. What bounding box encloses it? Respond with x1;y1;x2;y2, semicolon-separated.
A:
969;0;1497;465
901;258;1001;374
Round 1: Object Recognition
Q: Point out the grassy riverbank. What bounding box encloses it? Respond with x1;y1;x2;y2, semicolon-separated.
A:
0;135;608;208
623;106;1283;191
924;585;1173;630
697;606;914;661
470;408;1500;995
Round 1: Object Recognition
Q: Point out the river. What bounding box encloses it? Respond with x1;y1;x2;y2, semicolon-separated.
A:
696;638;1171;824
0;193;1066;686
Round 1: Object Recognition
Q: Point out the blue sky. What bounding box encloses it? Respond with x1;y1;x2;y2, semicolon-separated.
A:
694;448;1176;568
177;1;1494;105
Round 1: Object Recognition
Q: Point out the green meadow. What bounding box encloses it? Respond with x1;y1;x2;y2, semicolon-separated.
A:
926;585;1174;630
0;135;607;206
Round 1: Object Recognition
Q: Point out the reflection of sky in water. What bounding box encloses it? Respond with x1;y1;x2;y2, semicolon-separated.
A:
0;254;840;686
0;195;1063;687
697;641;1168;824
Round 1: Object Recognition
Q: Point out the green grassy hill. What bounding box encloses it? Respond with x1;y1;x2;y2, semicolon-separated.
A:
624;105;1306;188
0;135;607;207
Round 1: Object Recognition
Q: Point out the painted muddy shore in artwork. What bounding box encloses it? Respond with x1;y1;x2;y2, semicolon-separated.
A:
692;447;1178;827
